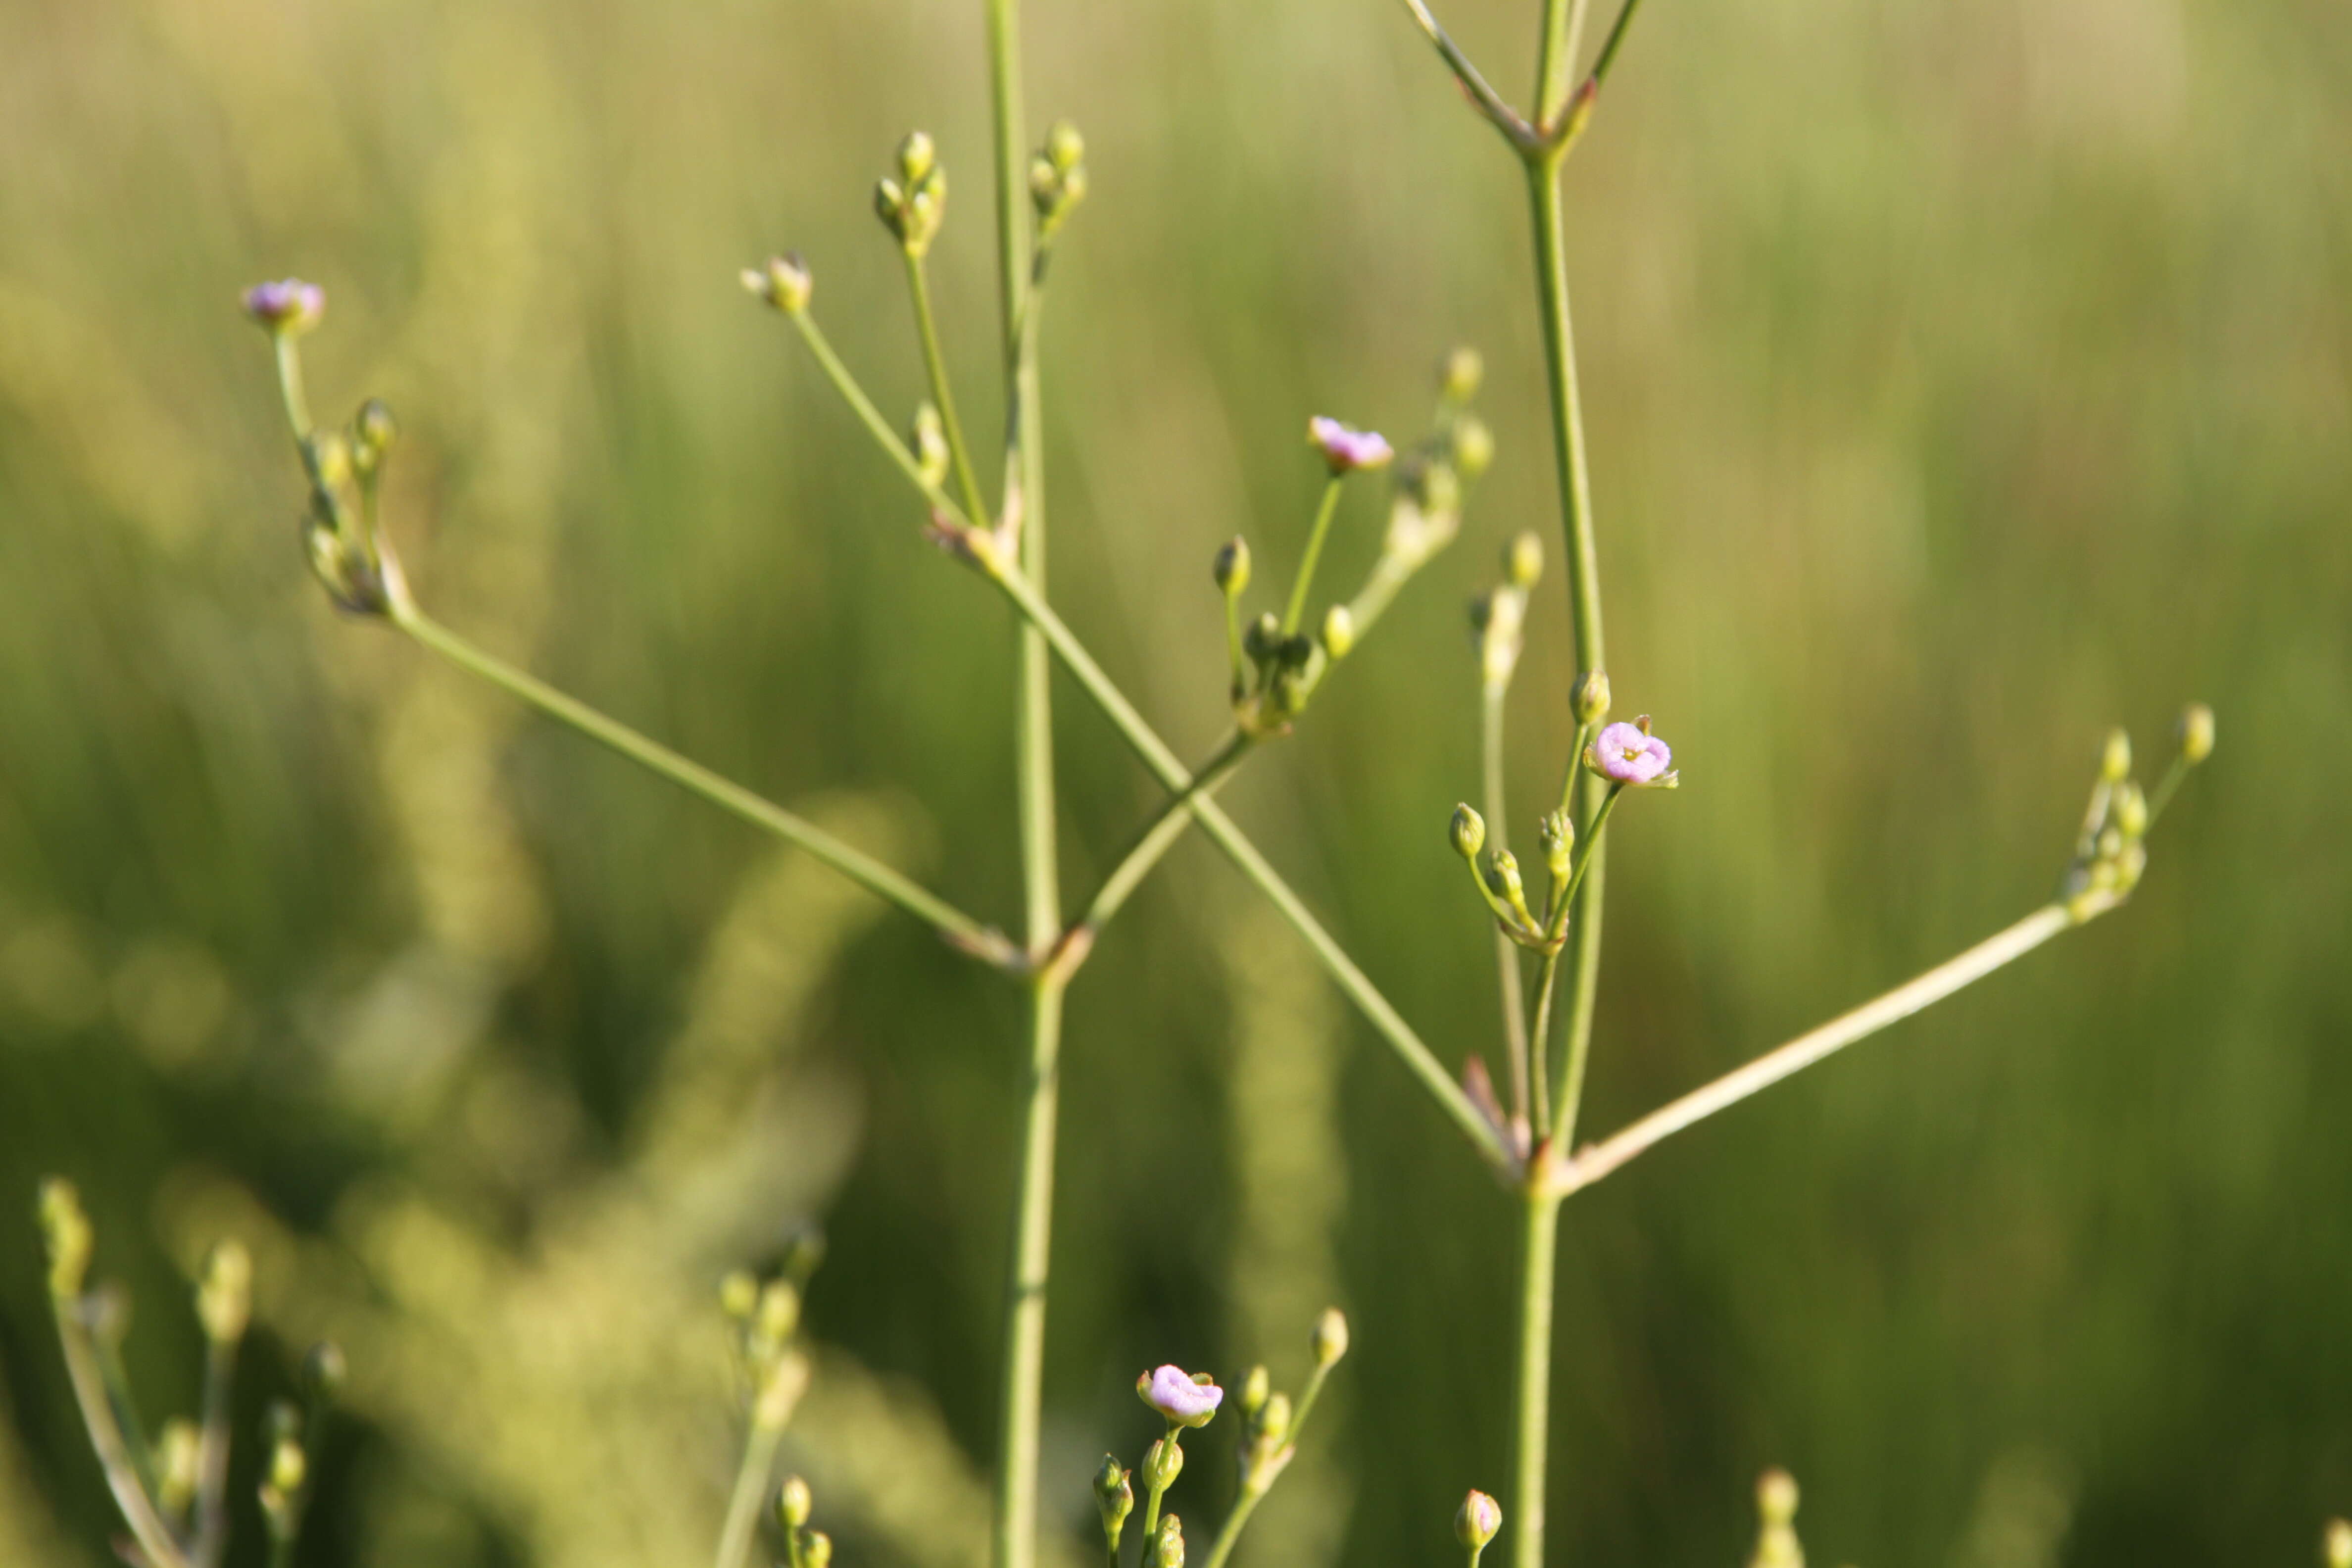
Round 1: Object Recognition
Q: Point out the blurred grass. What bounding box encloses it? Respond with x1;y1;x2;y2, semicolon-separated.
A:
0;0;2348;1564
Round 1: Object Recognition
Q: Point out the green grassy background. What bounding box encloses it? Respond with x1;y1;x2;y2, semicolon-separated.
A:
1;0;2348;1564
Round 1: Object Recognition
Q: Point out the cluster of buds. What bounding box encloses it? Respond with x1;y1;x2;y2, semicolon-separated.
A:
719;1239;821;1435
1215;537;1345;737
1348;350;1497;637
257;1349;343;1556
2059;704;2212;920
875;131;948;257
1029;120;1088;243
243;280;411;617
742;252;815;316
777;1474;833;1568
1747;1468;1805;1568
1471;531;1545;689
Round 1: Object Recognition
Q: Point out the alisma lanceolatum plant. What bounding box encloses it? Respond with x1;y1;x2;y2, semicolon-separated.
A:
40;0;2226;1566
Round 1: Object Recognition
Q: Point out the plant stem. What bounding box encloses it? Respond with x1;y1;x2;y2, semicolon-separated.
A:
1058;733;1254;965
1282;477;1346;636
49;1294;192;1568
1556;900;2102;1195
713;1420;786;1568
903;251;993;529
786;310;971;526
980;560;1516;1172
1484;678;1533;1127
1199;1487;1267;1568
1507;1189;1562;1568
191;1335;237;1568
994;976;1066;1568
389;604;1013;964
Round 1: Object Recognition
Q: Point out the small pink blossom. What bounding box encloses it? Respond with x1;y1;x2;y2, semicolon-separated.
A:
1590;720;1673;785
242;279;324;334
1136;1365;1223;1427
1307;416;1393;474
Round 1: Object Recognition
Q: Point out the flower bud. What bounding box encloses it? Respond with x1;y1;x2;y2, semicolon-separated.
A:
779;1474;813;1529
720;1270;759;1321
1153;1513;1185;1568
158;1420;200;1513
1757;1468;1799;1526
1449;803;1487;860
2326;1519;2352;1568
742;254;813;315
1094;1457;1134;1535
1503;530;1541;590
803;1530;834;1568
1456;1490;1502;1549
243;279;325;336
196;1241;252;1343
1214;537;1251;595
2178;702;2214;764
1311;1306;1350;1368
1411;459;1462;517
1143;1435;1183;1492
267;1436;306;1495
1453;415;1496;481
2112;780;2148;839
1046;120;1085;171
911;402;950;489
897;130;937;184
755;1279;801;1346
1537;810;1573;882
352;398;398;476
1572;669;1612;725
1309;416;1394;475
1243;611;1282;665
1255;1391;1292;1447
37;1178;93;1299
2100;727;2132;784
1440;346;1484;404
1483;849;1528;911
1321;604;1356;659
1239;1365;1270;1419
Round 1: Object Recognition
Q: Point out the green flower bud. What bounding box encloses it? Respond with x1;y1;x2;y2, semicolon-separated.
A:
1321;604;1356;659
1214;537;1251;595
1501;532;1541;593
779;1474;813;1529
742;253;814;315
157;1420;200;1514
1154;1513;1185;1568
897;130;937;185
754;1279;801;1347
1757;1468;1799;1526
2112;780;2148;839
1143;1435;1183;1491
1239;1365;1270;1420
352;398;398;476
1440;346;1484;404
1046;120;1085;172
911;402;950;489
720;1271;759;1322
37;1178;92;1299
1483;848;1526;907
2326;1519;2352;1568
1449;803;1487;860
1243;611;1282;665
1311;1306;1350;1368
1572;669;1612;725
1537;809;1573;882
2178;702;2215;764
1749;1468;1803;1568
1255;1391;1292;1447
2101;727;2132;784
1454;414;1496;482
1412;459;1462;518
196;1241;252;1344
802;1530;833;1568
1456;1490;1502;1549
267;1436;306;1495
1094;1457;1134;1535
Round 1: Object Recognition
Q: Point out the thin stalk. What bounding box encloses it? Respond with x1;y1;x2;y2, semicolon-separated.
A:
1587;0;1652;93
1534;0;1586;128
272;335;313;439
993;978;1066;1568
1200;1490;1267;1568
191;1335;237;1568
389;604;1013;964
1484;679;1533;1127
903;251;992;530
50;1296;191;1568
786;310;972;526
1398;0;1538;148
981;560;1516;1172
713;1421;786;1568
90;1324;161;1503
1281;478;1346;636
1555;900;2101;1195
1534;783;1621;1140
1059;733;1254;966
1507;1190;1562;1568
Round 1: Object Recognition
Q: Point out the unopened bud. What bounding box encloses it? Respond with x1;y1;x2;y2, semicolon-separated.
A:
1046;120;1085;172
1484;849;1527;910
802;1531;834;1568
1449;803;1487;860
1321;604;1356;659
1311;1306;1350;1367
37;1178;93;1299
897;130;937;184
2326;1519;2352;1568
1572;669;1612;725
242;279;325;336
911;403;950;489
1143;1435;1184;1491
1239;1365;1270;1419
1502;532;1541;592
1440;346;1484;404
754;1279;801;1345
1214;537;1251;595
1094;1457;1134;1535
1537;809;1573;881
1412;459;1462;518
1154;1514;1185;1568
2178;702;2214;764
267;1437;306;1495
720;1270;759;1321
1757;1468;1799;1526
2112;780;2148;839
742;254;813;315
1243;611;1281;665
779;1474;813;1529
1255;1392;1292;1447
158;1421;200;1513
196;1241;252;1343
353;398;398;475
1453;415;1496;482
2100;728;2132;784
1456;1490;1502;1549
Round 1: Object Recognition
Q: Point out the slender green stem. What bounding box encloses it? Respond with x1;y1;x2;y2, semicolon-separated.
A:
1281;478;1346;636
1059;733;1254;965
49;1294;192;1568
785;310;972;526
714;1421;786;1568
1507;1190;1562;1568
272;334;313;440
1200;1488;1267;1568
2144;753;2192;827
981;560;1516;1172
1586;0;1651;91
1290;1359;1338;1440
1398;0;1538;148
191;1335;237;1568
993;977;1066;1568
90;1323;161;1503
1483;680;1533;1126
1535;0;1587;128
1139;1443;1175;1560
1554;901;2103;1195
389;604;1013;964
904;251;992;529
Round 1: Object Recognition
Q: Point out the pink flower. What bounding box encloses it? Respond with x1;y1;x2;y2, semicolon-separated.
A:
1136;1365;1223;1427
1307;416;1393;474
1589;719;1673;785
242;279;325;333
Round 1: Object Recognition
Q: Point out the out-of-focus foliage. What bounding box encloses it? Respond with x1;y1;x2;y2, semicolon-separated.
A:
0;0;2346;1564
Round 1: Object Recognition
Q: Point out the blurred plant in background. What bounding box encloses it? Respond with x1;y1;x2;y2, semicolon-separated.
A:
2;0;2348;1564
